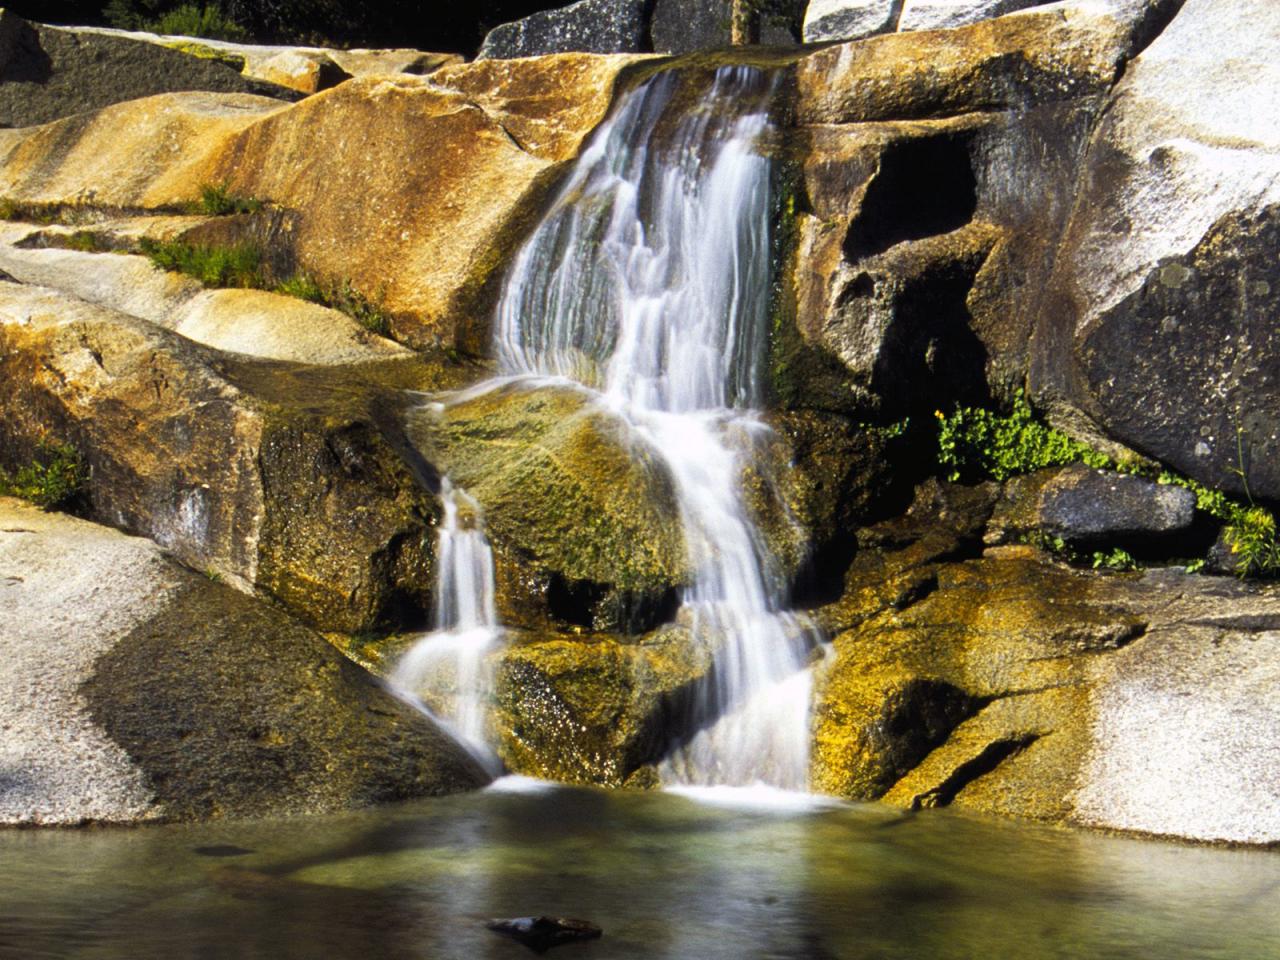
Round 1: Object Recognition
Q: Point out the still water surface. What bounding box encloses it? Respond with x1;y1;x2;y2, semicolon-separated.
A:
3;780;1279;960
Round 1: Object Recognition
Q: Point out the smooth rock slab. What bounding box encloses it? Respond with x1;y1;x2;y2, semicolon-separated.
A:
898;0;1051;31
0;497;488;824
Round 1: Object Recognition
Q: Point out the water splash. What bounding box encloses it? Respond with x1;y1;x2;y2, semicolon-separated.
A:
494;65;822;790
392;478;503;774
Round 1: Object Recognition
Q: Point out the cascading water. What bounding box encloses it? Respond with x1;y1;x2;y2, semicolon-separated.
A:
392;477;503;775
493;65;823;790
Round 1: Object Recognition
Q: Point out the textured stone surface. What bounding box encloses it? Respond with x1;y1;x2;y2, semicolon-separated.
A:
649;0;798;52
897;0;1050;31
809;480;1280;845
0;56;638;350
479;0;652;58
1033;0;1280;501
1038;465;1197;542
0;498;487;825
0;11;298;128
802;0;900;43
0;223;410;365
0;283;469;632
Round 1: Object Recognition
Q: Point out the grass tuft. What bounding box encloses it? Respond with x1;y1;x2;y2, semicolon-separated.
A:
192;182;264;217
0;439;86;510
140;237;265;288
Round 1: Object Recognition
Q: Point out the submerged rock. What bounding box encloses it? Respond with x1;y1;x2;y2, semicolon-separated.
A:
486;916;603;953
0;497;487;825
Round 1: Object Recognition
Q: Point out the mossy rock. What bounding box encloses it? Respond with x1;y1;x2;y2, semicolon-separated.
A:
488;625;715;786
407;384;688;632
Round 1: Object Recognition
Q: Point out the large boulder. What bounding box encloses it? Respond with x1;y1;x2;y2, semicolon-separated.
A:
478;0;652;59
0;497;487;825
0;11;299;128
0;55;641;350
1031;0;1280;503
0;280;472;633
406;383;688;633
811;480;1280;845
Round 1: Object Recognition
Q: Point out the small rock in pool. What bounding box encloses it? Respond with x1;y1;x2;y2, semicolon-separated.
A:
194;845;254;858
486;916;603;953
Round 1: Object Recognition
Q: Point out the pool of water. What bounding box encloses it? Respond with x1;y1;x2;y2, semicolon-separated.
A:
3;780;1279;960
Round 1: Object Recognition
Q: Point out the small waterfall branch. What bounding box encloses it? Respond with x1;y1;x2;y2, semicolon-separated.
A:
392;478;504;775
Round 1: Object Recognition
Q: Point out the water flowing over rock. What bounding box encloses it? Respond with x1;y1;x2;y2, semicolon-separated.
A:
392;479;505;773
492;65;821;790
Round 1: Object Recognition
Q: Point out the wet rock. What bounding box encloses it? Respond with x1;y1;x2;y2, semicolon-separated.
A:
812;497;1280;844
1032;0;1280;502
479;0;652;59
1037;465;1197;544
802;0;898;44
487;625;715;786
406;384;688;634
0;11;299;128
486;916;603;953
0;497;487;825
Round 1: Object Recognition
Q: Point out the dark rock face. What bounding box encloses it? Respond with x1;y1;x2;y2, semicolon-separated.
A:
478;0;653;59
1038;466;1197;543
0;13;298;128
81;575;490;821
649;0;797;53
1078;208;1280;505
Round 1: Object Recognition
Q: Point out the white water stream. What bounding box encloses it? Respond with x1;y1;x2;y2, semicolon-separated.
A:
397;64;821;790
493;65;822;790
391;478;503;774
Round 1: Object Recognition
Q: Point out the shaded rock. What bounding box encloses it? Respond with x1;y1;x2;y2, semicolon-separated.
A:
0;282;472;632
406;383;687;634
479;0;652;59
1032;0;1280;502
0;12;299;128
0;497;487;825
1037;465;1196;544
802;0;900;44
486;916;603;953
650;0;799;52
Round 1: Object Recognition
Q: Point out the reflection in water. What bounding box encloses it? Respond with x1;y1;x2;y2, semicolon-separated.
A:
2;788;1279;959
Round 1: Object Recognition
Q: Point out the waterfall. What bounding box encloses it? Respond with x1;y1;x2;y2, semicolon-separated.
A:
494;65;822;790
392;478;504;775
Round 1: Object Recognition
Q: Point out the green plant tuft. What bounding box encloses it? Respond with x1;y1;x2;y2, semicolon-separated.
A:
1091;548;1137;572
140;237;265;288
1223;507;1280;578
150;4;248;40
935;390;1109;482
0;439;86;510
193;182;263;217
273;273;327;304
